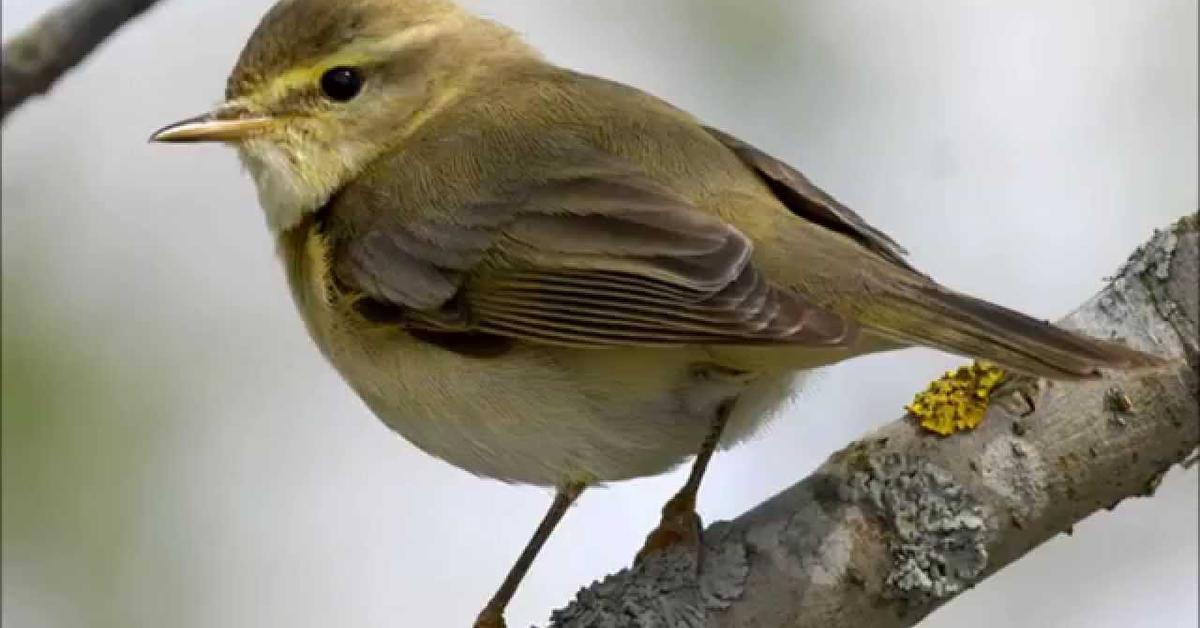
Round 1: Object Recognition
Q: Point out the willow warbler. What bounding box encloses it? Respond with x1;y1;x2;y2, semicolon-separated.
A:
152;1;1165;625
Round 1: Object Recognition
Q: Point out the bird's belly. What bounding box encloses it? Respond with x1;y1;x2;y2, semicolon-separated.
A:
279;224;800;486
321;326;792;486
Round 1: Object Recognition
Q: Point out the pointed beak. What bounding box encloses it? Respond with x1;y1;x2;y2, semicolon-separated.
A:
150;104;274;143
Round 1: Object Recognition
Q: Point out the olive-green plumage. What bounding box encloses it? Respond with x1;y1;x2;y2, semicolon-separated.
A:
291;54;1156;378
152;1;1166;625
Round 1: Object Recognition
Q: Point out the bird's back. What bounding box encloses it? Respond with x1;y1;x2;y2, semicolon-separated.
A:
377;61;1164;378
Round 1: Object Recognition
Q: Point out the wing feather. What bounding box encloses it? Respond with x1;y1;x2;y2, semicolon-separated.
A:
704;126;917;272
326;149;854;348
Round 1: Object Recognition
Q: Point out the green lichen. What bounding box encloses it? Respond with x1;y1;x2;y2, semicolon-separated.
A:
847;454;989;605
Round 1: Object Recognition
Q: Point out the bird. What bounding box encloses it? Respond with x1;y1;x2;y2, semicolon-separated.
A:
151;1;1165;625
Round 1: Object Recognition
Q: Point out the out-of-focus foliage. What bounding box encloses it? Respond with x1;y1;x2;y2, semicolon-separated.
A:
3;274;172;627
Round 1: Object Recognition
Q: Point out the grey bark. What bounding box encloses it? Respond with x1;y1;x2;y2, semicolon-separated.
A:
1;0;162;123
550;213;1199;628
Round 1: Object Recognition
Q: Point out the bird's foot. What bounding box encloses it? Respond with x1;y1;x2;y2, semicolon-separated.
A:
635;493;703;566
473;608;506;628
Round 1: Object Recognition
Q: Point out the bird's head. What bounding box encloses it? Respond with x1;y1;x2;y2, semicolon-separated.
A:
152;0;533;232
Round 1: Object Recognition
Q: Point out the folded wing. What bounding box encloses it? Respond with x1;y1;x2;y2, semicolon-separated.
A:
326;152;854;348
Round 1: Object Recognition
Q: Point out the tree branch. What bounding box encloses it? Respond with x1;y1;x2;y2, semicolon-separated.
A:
1;0;162;123
550;214;1199;628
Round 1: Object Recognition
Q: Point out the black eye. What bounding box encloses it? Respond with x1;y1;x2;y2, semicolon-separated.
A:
320;67;364;102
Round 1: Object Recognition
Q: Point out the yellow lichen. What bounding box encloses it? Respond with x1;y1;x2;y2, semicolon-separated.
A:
906;361;1008;436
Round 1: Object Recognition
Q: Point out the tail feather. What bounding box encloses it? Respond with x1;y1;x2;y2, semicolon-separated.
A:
859;284;1168;380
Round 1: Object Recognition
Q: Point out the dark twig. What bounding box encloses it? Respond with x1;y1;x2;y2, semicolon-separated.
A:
2;0;163;123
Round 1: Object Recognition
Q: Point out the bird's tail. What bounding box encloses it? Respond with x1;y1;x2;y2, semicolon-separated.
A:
857;282;1168;379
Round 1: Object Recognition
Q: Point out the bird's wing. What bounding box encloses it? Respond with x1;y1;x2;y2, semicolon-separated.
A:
324;150;854;348
699;127;1166;377
703;126;919;273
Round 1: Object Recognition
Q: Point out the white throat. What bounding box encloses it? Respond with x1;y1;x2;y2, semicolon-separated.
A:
239;141;331;233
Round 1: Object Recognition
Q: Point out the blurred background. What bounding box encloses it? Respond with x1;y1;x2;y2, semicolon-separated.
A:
2;1;1196;626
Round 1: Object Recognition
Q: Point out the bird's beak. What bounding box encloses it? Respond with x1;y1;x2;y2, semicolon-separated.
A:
150;104;273;143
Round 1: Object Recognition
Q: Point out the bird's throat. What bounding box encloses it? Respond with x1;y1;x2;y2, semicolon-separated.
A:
239;136;363;233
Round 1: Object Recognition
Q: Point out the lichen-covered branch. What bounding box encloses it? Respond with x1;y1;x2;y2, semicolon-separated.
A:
550;214;1199;628
1;0;163;123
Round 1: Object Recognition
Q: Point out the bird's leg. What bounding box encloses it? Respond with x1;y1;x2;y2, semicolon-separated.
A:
474;482;586;628
635;402;732;565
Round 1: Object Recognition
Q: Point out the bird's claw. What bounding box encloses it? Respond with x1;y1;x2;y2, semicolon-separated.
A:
635;494;704;567
473;609;506;628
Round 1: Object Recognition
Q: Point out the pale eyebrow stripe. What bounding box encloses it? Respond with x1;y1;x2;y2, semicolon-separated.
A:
246;19;452;104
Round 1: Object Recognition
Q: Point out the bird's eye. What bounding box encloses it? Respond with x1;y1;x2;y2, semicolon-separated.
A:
320;67;364;102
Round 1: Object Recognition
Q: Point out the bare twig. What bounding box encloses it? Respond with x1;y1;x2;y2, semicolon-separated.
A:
550;214;1199;628
1;0;163;123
